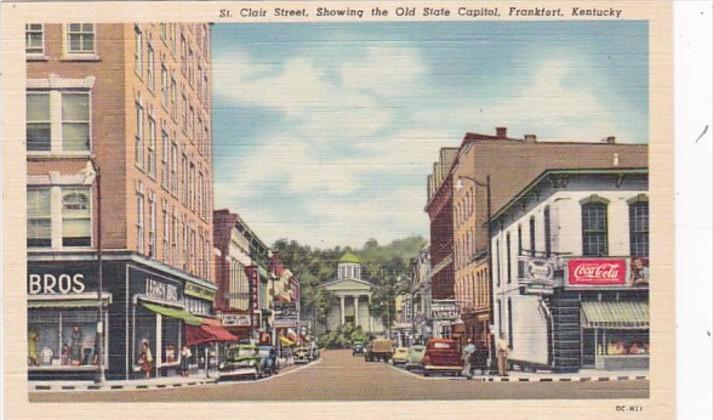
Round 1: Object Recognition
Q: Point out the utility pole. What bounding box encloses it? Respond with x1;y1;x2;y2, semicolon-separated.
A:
88;159;106;385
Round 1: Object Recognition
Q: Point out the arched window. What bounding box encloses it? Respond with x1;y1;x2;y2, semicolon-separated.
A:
581;198;609;256
62;188;91;247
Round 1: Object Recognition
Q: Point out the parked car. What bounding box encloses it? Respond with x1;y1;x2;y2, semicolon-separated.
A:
310;346;321;360
404;345;426;370
391;347;409;366
294;347;311;364
421;338;463;376
352;342;365;357
365;337;394;362
256;345;279;377
218;344;262;380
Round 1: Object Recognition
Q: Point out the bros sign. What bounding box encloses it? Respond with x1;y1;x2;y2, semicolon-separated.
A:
28;273;86;295
566;258;628;287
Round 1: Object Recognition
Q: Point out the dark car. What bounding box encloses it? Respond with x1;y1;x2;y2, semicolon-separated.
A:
257;345;279;377
421;338;464;376
352;342;365;356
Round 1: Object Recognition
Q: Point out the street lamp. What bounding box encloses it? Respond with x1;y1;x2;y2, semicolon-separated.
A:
83;159;105;385
455;174;495;373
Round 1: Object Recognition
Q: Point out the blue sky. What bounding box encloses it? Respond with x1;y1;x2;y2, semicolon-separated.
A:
212;21;648;248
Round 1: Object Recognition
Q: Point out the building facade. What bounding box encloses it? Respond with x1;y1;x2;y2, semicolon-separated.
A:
445;127;648;352
490;168;649;372
25;23;218;380
213;210;254;339
319;253;385;334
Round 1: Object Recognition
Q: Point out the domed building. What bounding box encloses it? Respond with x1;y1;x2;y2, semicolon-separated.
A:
318;253;385;334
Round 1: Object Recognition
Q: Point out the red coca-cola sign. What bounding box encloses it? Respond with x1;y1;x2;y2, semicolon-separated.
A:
567;258;628;286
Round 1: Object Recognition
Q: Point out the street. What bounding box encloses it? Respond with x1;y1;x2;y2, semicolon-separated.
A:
30;349;649;402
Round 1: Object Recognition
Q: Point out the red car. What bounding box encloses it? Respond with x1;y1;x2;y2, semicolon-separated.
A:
422;338;464;377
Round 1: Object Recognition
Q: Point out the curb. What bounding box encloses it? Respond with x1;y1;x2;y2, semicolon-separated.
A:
30;378;217;393
388;363;649;383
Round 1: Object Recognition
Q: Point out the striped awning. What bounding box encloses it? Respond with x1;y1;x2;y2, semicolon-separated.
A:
141;302;203;326
581;300;649;329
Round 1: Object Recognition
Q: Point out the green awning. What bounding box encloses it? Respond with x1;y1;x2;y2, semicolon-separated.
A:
29;300;105;309
141;302;202;326
581;300;649;329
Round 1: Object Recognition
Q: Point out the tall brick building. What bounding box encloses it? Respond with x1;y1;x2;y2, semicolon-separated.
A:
427;127;648;348
25;23;218;380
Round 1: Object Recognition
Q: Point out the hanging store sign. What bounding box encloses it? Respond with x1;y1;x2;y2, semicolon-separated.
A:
522;257;555;285
221;313;252;327
566;258;627;287
145;278;179;302
431;300;458;320
184;282;216;301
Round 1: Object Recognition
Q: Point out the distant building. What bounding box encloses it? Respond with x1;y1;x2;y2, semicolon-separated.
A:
318;253;386;334
490;168;649;372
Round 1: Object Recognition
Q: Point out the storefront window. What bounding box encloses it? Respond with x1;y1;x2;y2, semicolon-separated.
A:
28;309;100;368
134;306;156;369
597;330;649;356
162;317;179;365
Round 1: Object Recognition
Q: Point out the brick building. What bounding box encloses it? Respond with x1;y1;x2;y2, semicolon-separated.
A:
25;23;218;380
447;127;648;349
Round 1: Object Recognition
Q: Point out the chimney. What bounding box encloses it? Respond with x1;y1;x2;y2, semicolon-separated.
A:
495;127;507;139
603;136;616;144
523;134;537;143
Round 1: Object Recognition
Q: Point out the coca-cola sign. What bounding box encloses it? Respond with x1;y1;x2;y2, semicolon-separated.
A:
567;258;627;286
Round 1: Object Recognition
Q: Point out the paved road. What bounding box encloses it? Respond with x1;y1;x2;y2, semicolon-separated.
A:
30;349;649;402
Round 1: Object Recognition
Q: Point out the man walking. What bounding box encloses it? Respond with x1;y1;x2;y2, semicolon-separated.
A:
496;334;510;377
461;338;476;379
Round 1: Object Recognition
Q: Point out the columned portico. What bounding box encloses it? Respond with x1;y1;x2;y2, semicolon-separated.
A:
319;253;386;334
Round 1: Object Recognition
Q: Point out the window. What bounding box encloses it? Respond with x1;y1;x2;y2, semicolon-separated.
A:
203;73;208;104
188;49;194;86
148;193;156;258
507;298;513;349
544;206;552;257
171;209;178;264
134;102;144;167
161;63;169;106
170;141;178;196
506;232;511;284
147;43;155;90
181;154;188;204
27;186;91;249
162;200;169;262
181;92;188;132
134;26;143;76
27;187;51;247
170;76;177;120
147;116;156;178
529;217;536;257
517;224;522;256
66;24;95;54
495;239;501;287
161;124;169;189
62;93;91;152
25;24;44;55
136;191;145;254
180;35;187;74
27;90;91;153
497;299;502;337
160;23;167;41
62;188;91;247
629;201;649;257
26;92;51;151
582;201;608;256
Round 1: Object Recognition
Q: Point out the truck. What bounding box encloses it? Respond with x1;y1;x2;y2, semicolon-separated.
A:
364;337;394;362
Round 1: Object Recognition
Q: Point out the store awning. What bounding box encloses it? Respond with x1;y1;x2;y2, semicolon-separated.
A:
141;302;203;326
29;299;104;309
279;336;296;347
581;301;649;329
184;318;239;346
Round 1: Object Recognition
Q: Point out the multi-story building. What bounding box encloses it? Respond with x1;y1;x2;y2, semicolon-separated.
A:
25;23;216;380
213;209;254;340
429;127;648;350
490;168;649;372
409;245;432;342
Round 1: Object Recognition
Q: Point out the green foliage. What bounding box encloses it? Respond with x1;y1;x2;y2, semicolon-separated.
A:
317;323;368;349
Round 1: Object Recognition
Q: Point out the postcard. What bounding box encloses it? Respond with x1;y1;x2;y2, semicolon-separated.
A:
1;1;676;419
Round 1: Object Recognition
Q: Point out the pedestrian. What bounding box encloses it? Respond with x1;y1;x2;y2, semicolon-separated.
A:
461;338;476;379
139;341;153;379
496;335;510;377
180;345;192;377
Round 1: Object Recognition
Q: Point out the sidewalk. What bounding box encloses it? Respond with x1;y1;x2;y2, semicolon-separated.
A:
29;370;219;393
